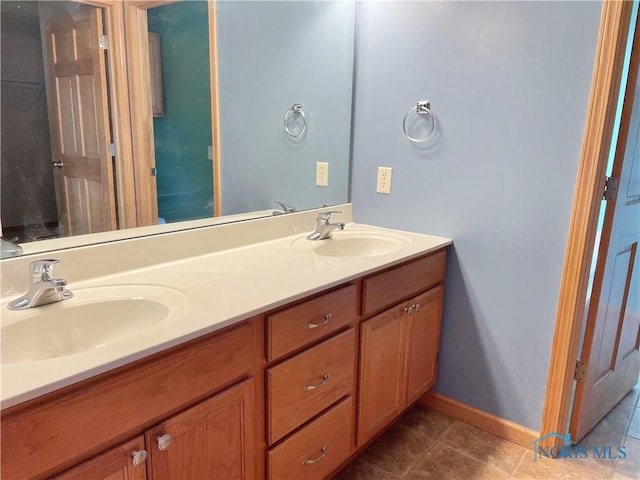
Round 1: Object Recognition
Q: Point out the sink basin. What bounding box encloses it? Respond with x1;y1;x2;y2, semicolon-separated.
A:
293;230;411;258
1;285;188;364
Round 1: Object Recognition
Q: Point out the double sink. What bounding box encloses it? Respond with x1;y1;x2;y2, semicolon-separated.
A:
1;226;411;365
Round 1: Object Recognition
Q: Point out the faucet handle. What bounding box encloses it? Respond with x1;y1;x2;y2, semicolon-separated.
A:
30;259;60;282
319;210;342;221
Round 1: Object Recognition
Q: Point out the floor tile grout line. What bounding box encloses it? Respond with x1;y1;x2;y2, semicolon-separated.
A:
509;448;529;478
621;402;636;437
438;419;528;475
364;418;443;479
398;432;441;479
428;414;457;442
432;434;521;477
511;450;530;479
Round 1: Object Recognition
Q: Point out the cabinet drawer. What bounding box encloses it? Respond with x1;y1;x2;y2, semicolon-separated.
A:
1;321;255;480
267;284;357;361
267;329;355;444
267;396;353;480
362;250;446;315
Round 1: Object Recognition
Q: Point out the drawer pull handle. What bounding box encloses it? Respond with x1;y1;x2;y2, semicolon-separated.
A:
303;444;328;465
302;373;330;391
304;313;332;330
156;434;172;451
131;449;148;467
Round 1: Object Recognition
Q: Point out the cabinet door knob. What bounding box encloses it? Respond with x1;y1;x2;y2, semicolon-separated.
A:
403;306;414;315
156;434;173;451
414;303;421;312
302;373;330;391
304;313;332;330
303;444;328;465
131;449;148;467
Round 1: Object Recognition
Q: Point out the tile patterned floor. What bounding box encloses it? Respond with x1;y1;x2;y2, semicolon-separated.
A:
333;383;640;480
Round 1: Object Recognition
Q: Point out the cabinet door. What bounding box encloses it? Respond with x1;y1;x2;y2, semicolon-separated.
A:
146;379;255;480
405;286;444;405
357;306;406;446
53;437;147;480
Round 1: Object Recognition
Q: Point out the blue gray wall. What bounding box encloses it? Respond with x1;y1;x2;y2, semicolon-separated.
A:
216;1;354;215
351;1;602;430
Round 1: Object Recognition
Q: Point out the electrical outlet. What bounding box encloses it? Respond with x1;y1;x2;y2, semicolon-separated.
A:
316;162;329;186
376;166;392;194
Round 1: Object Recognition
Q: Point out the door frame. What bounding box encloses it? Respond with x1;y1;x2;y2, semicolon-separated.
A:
76;0;138;229
540;0;637;447
124;0;222;223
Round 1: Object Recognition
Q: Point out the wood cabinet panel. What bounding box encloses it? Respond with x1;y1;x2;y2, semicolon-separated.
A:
357;307;406;446
267;329;355;444
146;379;255;480
52;437;147;480
405;286;444;405
1;321;255;479
267;396;353;480
267;284;357;361
362;251;446;315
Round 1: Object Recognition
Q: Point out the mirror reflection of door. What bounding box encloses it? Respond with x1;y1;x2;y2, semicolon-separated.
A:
0;0;116;242
145;1;217;223
40;1;116;237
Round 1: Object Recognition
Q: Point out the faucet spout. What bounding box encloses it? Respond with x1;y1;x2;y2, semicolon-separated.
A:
306;211;345;240
8;260;74;310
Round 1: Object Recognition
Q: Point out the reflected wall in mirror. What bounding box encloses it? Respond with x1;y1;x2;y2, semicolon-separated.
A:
0;0;355;251
146;1;214;223
215;0;355;215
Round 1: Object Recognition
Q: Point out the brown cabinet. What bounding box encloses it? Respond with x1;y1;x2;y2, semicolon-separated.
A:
405;286;444;405
267;284;357;361
146;379;255;480
53;437;148;480
264;284;359;480
2;248;447;480
362;250;446;315
357;305;406;445
2;320;258;480
357;284;444;446
267;397;353;480
267;328;355;444
54;380;256;480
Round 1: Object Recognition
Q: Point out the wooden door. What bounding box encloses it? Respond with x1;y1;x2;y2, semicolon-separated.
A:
405;286;444;406
53;437;147;480
570;16;640;441
40;2;116;236
357;306;406;446
146;379;256;480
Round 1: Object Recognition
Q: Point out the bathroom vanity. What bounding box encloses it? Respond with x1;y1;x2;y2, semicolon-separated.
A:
0;207;450;479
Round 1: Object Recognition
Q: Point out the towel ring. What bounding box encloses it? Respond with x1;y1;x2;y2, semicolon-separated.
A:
403;101;436;143
284;103;306;138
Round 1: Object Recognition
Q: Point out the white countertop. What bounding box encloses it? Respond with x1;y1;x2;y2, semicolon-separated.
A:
1;213;451;409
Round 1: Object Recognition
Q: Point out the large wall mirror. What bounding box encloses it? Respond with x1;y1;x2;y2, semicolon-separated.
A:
0;0;355;254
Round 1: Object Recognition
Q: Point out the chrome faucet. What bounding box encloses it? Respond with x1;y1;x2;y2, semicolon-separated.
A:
8;259;74;310
306;211;346;240
273;201;296;215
